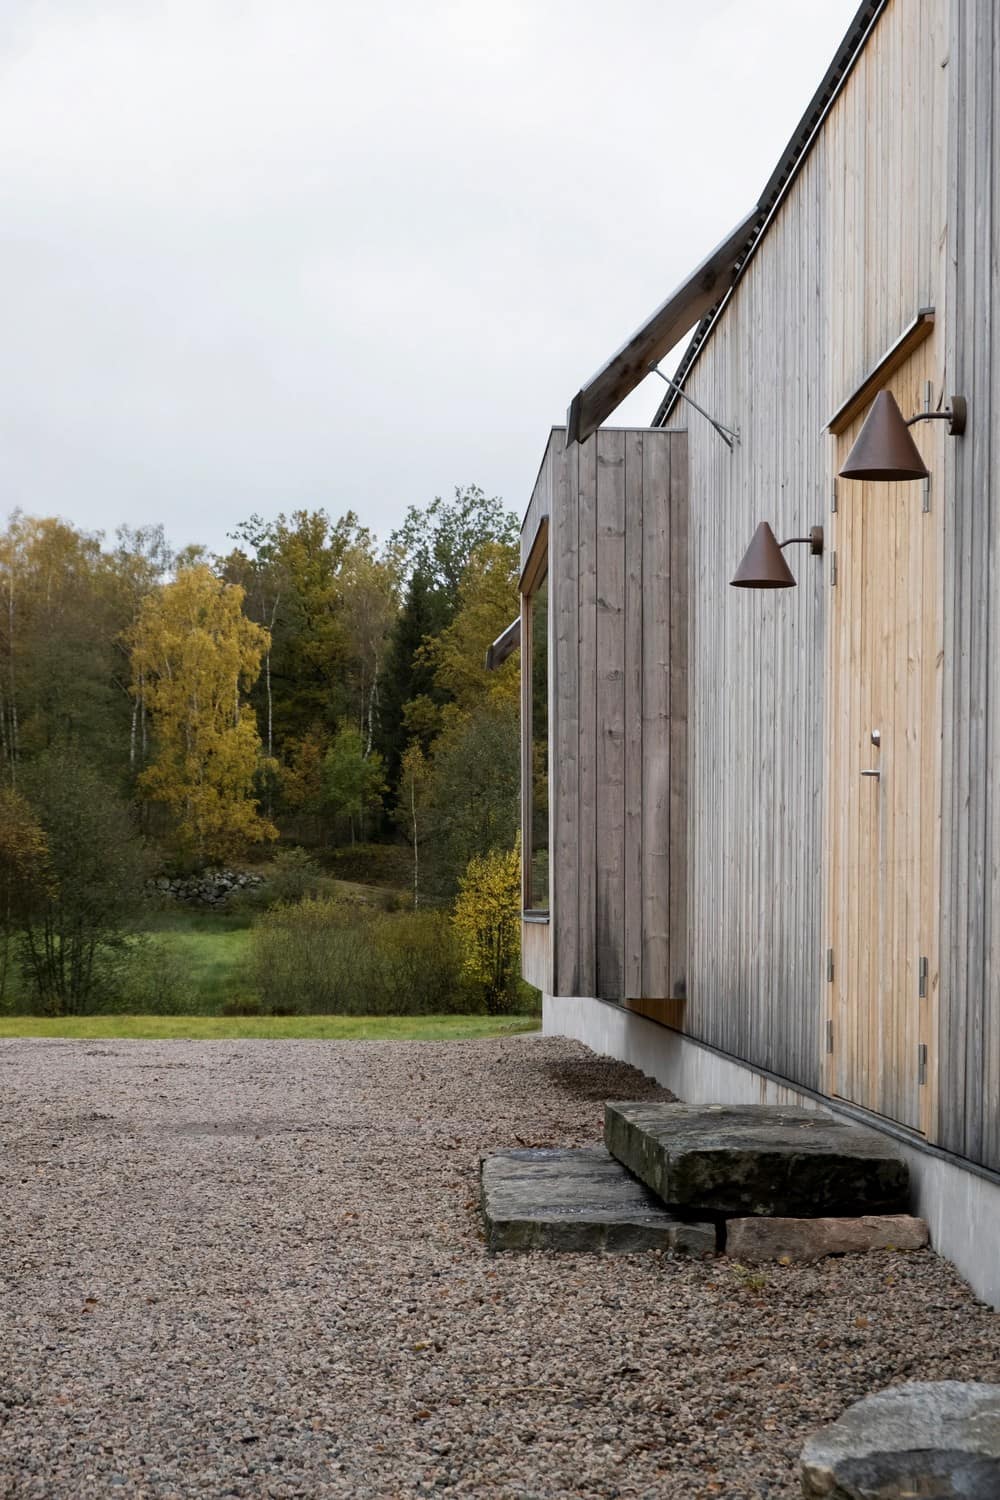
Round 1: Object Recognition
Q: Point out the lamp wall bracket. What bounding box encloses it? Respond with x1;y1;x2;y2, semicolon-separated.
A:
780;526;824;556
905;394;966;436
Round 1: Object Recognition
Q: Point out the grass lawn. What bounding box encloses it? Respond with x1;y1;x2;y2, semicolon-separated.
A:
0;1014;542;1041
148;916;254;1011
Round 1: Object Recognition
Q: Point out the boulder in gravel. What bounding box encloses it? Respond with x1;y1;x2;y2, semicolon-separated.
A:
800;1381;1000;1499
481;1146;715;1254
604;1102;909;1217
725;1213;928;1263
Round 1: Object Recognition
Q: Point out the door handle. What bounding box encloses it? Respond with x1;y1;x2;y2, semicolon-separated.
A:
860;769;881;780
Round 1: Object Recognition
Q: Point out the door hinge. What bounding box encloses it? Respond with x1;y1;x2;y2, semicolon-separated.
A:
831;478;838;514
826;1019;834;1054
918;1043;928;1085
922;382;932;513
918;955;928;999
826;947;834;983
830;551;838;587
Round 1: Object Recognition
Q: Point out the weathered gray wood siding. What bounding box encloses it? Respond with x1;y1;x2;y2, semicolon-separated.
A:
520;440;555;993
659;0;949;1094
530;0;1000;1176
521;427;687;1003
939;0;1000;1166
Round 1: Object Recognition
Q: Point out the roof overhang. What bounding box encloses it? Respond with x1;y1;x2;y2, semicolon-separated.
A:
484;616;521;671
565;209;759;446
652;0;887;428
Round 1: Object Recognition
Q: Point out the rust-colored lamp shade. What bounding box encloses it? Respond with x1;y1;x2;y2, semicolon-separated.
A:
839;390;929;481
731;522;797;588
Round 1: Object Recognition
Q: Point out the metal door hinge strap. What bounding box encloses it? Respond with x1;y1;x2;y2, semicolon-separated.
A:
826;948;834;983
826;1019;834;1054
918;1044;928;1085
830;551;838;587
922;381;932;513
919;956;928;999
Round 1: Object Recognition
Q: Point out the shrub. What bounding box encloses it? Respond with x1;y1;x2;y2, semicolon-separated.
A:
16;753;154;1014
110;938;199;1015
262;845;324;905
0;787;51;1008
377;909;478;1013
452;841;521;1014
248;898;476;1015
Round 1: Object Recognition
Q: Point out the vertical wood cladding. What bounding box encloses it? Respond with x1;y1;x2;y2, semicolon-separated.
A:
521;427;687;1004
659;0;949;1098
939;0;1000;1166
525;0;1000;1178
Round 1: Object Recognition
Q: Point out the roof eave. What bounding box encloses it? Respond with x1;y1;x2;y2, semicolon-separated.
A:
566;207;760;446
653;0;888;426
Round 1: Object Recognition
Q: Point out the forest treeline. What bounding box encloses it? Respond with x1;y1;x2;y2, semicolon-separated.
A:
0;487;524;1015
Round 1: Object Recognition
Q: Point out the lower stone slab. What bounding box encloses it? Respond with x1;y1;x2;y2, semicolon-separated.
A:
480;1147;715;1254
801;1381;1000;1499
605;1102;910;1218
725;1213;929;1263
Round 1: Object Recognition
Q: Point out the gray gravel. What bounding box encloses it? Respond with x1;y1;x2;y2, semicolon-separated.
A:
2;1035;999;1500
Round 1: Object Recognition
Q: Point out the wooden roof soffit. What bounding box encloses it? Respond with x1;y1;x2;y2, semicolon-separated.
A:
484;616;521;672
826;308;935;434
565;209;759;447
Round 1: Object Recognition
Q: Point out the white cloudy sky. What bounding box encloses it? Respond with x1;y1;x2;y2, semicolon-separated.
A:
0;0;858;553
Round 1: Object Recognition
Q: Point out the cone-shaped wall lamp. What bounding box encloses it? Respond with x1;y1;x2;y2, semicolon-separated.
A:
839;389;966;482
730;523;824;589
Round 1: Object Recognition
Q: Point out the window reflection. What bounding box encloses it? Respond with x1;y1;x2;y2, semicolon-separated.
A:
528;572;549;911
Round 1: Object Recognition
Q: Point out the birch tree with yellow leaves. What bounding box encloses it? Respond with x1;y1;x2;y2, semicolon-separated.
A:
130;564;277;863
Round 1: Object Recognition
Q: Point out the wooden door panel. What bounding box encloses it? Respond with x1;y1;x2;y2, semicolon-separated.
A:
827;351;942;1135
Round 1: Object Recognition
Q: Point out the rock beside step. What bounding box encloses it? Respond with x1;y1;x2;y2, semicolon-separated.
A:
480;1147;715;1254
604;1103;910;1218
800;1382;1000;1499
725;1213;928;1263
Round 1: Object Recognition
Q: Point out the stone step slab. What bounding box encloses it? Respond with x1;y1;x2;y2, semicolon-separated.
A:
604;1102;910;1218
725;1213;928;1263
800;1381;1000;1499
480;1146;715;1254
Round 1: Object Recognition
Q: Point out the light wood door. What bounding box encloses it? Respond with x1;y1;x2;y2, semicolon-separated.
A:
826;363;942;1135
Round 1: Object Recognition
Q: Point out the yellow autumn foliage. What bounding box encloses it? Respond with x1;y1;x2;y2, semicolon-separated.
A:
130;565;277;862
451;838;521;1014
422;540;519;716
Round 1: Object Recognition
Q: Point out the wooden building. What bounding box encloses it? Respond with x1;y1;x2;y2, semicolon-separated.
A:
516;0;1000;1303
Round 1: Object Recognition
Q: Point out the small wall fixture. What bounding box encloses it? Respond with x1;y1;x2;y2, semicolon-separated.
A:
730;523;824;589
839;389;967;482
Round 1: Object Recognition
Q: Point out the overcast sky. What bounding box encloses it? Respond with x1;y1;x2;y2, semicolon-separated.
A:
0;0;858;555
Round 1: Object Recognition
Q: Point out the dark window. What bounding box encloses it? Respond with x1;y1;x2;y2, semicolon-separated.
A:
527;570;549;912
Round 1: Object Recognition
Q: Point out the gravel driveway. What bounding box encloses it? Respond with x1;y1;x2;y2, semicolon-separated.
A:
2;1035;999;1499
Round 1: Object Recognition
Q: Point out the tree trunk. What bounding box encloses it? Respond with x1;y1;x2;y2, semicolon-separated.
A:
410;778;419;910
366;658;380;759
264;594;278;775
265;651;273;759
130;695;139;772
